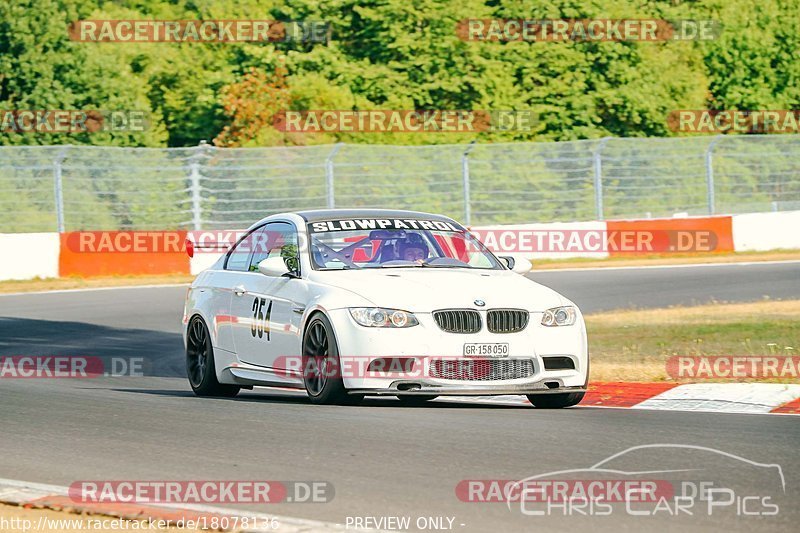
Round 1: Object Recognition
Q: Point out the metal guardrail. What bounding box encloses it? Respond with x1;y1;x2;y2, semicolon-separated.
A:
1;135;798;232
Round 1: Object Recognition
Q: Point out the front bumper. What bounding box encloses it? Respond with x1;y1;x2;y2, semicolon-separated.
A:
326;308;589;391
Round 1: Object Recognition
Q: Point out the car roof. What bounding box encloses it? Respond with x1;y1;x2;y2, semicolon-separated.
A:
294;209;459;223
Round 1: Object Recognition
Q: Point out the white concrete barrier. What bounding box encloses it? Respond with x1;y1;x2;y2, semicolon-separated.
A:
0;233;60;281
732;211;800;252
1;211;799;281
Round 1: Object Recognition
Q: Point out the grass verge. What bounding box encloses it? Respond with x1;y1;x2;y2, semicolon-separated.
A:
0;274;193;294
588;299;799;382
0;502;197;532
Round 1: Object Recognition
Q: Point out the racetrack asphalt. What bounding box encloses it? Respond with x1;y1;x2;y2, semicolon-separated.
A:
1;261;798;532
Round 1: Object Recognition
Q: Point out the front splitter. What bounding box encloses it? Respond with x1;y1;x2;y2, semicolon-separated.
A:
348;385;587;396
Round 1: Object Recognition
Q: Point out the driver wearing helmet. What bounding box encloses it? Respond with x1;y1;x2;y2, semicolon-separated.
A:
397;235;428;264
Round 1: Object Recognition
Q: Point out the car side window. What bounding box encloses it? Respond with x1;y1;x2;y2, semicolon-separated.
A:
224;227;261;272
248;222;300;274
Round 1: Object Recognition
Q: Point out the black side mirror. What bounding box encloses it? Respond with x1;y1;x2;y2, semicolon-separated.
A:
498;256;516;270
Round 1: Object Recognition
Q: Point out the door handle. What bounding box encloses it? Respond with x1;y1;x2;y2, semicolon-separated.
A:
233;285;247;296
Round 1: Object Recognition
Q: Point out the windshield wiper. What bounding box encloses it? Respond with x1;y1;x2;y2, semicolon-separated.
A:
319;264;361;271
418;259;471;268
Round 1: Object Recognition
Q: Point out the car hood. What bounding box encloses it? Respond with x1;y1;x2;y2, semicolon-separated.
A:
311;268;567;312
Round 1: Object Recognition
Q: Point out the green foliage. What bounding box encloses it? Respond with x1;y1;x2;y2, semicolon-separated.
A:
0;0;797;230
0;0;796;147
0;0;167;147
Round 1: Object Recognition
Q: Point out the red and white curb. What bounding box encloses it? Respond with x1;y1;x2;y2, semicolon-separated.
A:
632;383;800;413
0;478;372;533
439;382;800;414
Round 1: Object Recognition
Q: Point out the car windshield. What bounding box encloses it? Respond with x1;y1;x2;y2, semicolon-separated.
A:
307;218;502;270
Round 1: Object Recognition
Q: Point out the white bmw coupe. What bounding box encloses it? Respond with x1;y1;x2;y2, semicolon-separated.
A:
183;209;588;407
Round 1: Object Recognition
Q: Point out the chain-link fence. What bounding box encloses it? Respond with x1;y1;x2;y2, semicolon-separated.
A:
1;135;799;232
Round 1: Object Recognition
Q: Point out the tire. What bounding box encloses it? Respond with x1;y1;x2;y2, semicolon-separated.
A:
396;395;438;406
527;392;584;409
186;316;240;398
303;313;363;405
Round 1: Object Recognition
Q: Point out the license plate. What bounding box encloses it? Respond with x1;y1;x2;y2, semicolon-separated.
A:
463;343;509;358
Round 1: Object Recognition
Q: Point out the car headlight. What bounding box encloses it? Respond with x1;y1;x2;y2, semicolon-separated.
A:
349;307;419;328
541;306;576;327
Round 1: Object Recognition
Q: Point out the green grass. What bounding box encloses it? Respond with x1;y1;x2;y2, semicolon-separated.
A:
587;300;799;381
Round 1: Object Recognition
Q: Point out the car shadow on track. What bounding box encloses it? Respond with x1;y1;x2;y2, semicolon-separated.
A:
0;317;185;378
112;388;313;405
110;387;533;409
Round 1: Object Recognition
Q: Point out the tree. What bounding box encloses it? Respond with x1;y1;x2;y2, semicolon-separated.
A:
214;64;293;147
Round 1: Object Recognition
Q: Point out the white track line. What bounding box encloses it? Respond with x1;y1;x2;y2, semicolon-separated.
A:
533;259;800;273
0;283;189;297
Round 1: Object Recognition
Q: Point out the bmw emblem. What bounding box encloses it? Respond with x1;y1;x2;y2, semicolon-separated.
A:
474;299;486;307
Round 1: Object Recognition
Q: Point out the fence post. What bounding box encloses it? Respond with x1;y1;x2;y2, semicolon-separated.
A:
705;135;722;215
189;162;202;231
189;141;207;231
462;140;476;225
325;143;344;209
592;137;612;221
53;147;68;233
